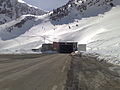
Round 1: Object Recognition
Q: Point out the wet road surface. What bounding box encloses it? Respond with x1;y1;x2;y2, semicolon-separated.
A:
0;54;71;90
0;54;120;90
65;55;120;90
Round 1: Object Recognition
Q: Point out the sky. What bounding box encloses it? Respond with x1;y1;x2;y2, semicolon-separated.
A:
22;0;69;11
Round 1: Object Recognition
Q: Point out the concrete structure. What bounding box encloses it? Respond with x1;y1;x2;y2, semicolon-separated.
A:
41;43;53;52
38;42;78;54
78;44;86;52
53;42;78;53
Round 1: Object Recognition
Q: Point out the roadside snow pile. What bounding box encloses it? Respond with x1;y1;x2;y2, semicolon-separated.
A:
85;6;120;65
78;51;120;66
97;55;120;66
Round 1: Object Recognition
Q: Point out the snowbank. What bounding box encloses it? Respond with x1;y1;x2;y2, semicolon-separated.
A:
76;51;120;66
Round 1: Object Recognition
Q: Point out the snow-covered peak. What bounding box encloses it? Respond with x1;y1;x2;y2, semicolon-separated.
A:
18;0;41;9
18;0;25;3
0;0;47;25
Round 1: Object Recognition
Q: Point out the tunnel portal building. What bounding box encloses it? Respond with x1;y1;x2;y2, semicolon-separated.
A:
53;42;77;53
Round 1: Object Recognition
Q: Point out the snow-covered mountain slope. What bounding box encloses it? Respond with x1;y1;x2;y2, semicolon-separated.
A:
50;0;120;24
0;0;120;65
0;0;46;25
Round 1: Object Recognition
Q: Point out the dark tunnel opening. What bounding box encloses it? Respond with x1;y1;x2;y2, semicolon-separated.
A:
59;44;73;53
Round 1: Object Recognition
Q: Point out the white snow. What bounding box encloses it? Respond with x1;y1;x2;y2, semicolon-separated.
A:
18;0;41;9
18;0;25;3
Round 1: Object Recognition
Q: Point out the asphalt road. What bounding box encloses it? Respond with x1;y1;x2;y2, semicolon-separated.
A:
0;54;120;90
65;55;120;90
0;54;71;90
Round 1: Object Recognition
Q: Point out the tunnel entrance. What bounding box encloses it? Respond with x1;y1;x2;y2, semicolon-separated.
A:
40;42;77;54
59;44;73;53
58;42;77;53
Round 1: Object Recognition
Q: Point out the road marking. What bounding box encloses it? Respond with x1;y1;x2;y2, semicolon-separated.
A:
62;86;65;90
52;85;57;90
65;60;68;64
61;58;69;73
61;66;66;72
5;88;9;90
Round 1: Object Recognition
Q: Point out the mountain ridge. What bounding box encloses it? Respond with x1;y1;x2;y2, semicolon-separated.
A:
50;0;119;23
0;0;46;25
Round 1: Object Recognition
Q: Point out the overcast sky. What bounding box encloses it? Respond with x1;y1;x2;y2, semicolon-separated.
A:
23;0;69;11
